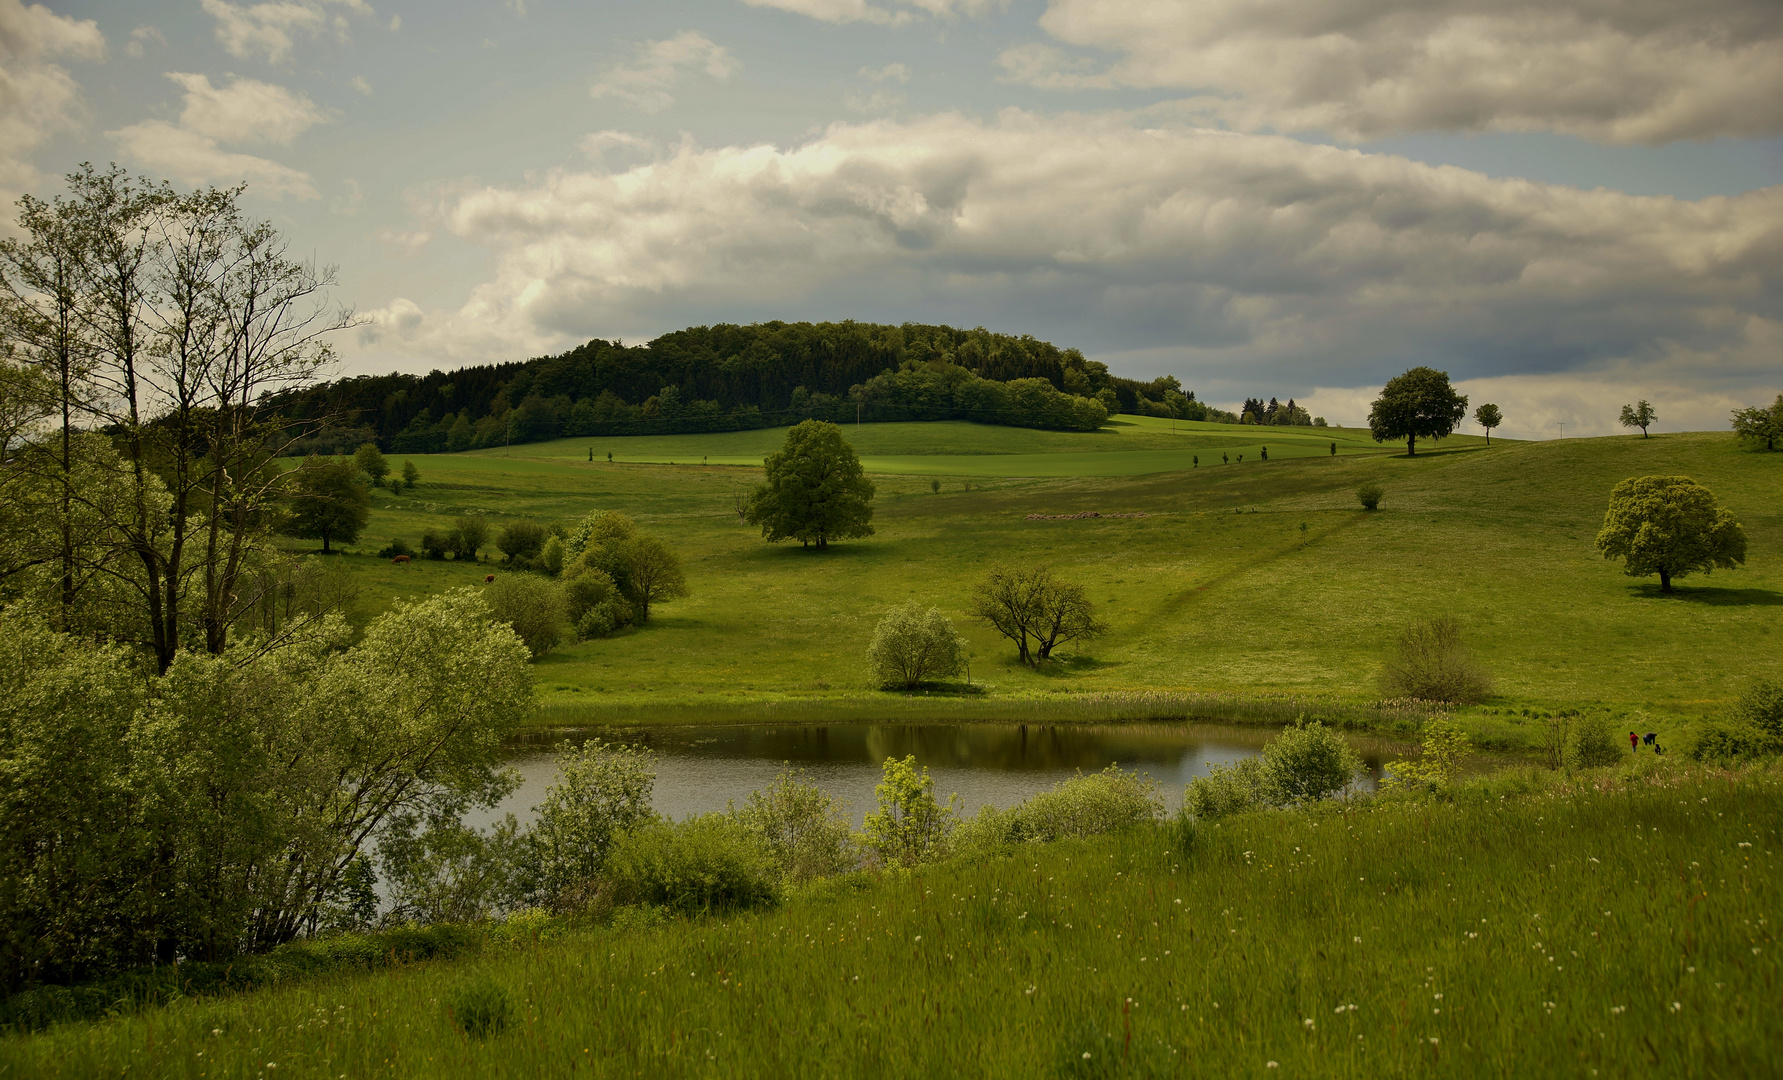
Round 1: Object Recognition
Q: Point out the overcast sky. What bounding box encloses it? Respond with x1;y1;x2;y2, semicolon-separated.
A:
7;0;1782;436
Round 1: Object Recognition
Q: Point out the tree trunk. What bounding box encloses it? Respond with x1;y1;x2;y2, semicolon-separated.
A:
1405;435;1417;456
1659;568;1672;593
321;530;332;555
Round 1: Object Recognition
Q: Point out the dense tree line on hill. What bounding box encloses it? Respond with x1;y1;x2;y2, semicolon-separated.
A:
274;321;1243;454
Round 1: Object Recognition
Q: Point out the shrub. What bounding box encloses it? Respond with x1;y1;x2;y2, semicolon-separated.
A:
1357;483;1383;510
604;815;779;915
1182;758;1268;820
1260;720;1363;804
863;755;959;866
379;813;523;926
1563;712;1625;769
868;603;967;688
420;531;451;560
563;567;632;639
1383;719;1472;788
1378;617;1493;702
522;739;656;910
540;535;566;577
731;770;857;883
452;516;490;561
377;537;415;559
1731;677;1783;739
483;574;566;658
956;768;1161;852
497;521;548;563
446;974;512;1039
1689;721;1782;763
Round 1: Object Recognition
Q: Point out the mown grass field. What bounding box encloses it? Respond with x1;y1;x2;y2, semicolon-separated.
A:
6;761;1776;1078
308;418;1779;733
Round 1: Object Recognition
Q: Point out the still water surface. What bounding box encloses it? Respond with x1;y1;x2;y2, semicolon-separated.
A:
477;722;1399;828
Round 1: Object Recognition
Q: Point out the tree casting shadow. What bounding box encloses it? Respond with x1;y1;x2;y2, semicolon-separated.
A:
1627;585;1783;606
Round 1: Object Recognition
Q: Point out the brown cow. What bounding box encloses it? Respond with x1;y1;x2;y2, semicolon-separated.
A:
392;555;410;565
485;574;495;583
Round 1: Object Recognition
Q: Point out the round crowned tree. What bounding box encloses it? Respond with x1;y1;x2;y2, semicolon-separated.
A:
1368;366;1468;456
1594;475;1747;593
746;420;875;550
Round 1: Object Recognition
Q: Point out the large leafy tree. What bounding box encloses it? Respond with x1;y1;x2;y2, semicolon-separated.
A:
1368;367;1468;456
746;420;875;550
1620;400;1657;438
1731;393;1783;451
968;563;1107;666
1594;475;1747;593
285;456;371;554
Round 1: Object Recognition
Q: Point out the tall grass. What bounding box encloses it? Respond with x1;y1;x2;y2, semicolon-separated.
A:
7;761;1776;1078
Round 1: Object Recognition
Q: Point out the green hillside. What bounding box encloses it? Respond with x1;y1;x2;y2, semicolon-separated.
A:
318;420;1776;726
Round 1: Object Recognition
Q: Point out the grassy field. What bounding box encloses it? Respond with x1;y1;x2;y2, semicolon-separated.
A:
6;760;1776;1078
305;419;1778;735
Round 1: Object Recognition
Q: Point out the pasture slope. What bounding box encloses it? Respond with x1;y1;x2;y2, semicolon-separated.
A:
323;417;1775;732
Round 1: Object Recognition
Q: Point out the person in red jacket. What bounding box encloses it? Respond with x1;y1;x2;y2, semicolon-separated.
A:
1629;731;1639;753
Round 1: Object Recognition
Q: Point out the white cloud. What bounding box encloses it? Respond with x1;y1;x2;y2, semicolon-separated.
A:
741;0;1001;26
590;31;741;114
125;25;166;58
109;120;320;199
1011;0;1783;144
375;227;431;257
351;111;1783;414
167;72;330;145
348;75;371;95
859;63;909;83
108;73;330;200
0;0;105;206
199;0;374;65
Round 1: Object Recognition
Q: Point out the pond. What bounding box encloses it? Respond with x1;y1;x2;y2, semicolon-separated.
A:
474;722;1411;829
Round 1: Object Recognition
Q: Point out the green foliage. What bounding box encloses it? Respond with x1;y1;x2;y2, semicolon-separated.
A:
1594;475;1747;592
746;420;876;550
284;454;372;553
1367;366;1468;455
522;739;656;910
730;771;857;884
402;460;421;487
954;768;1161;854
377;537;416;559
1730;677;1783;739
1619;400;1657;437
1357;482;1383;510
620;535;688;620
446;974;512;1039
1689;721;1781;763
453;516;491;560
967;563;1108;666
482;574;566;658
604;815;780;916
380;813;524;927
1378;617;1493;703
540;535;566;576
1730;393;1783;451
1383;719;1473;788
868;603;966;688
567;508;639;557
1563;712;1625;770
863;755;958;866
0;590;531;990
1182;758;1268;821
498;521;548;563
1258;719;1364;803
562;566;632;638
353;442;390;485
1474;402;1503;443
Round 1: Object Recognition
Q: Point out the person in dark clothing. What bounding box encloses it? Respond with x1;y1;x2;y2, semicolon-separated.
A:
1643;732;1658;750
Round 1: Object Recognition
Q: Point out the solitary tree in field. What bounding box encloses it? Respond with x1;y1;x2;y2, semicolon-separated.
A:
285;456;371;554
746;420;875;550
1620;400;1657;438
1594;475;1747;594
1473;403;1503;445
620;535;689;620
968;564;1107;666
401;460;421;488
353;442;390;486
1368;367;1468;456
1731;393;1783;451
868;603;966;689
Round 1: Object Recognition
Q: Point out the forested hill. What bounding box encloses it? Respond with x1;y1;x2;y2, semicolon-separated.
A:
279;321;1231;454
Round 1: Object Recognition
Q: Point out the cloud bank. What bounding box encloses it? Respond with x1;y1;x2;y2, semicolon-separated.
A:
358;112;1782;411
590;31;741;114
0;0;105;207
1008;0;1783;144
109;73;330;199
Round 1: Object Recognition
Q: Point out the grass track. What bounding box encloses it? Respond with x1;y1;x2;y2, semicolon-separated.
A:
6;762;1776;1078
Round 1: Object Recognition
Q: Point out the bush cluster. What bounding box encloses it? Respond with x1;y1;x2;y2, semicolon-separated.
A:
1378;617;1493;703
1182;720;1363;820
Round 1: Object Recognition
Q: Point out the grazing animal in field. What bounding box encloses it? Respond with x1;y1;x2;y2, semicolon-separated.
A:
392;555;410;565
485;574;495;583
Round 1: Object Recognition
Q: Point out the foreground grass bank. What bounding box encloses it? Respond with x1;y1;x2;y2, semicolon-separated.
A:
7;762;1776;1078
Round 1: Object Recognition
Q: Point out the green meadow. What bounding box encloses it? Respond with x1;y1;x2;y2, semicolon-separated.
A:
316;418;1778;734
6;760;1776;1079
